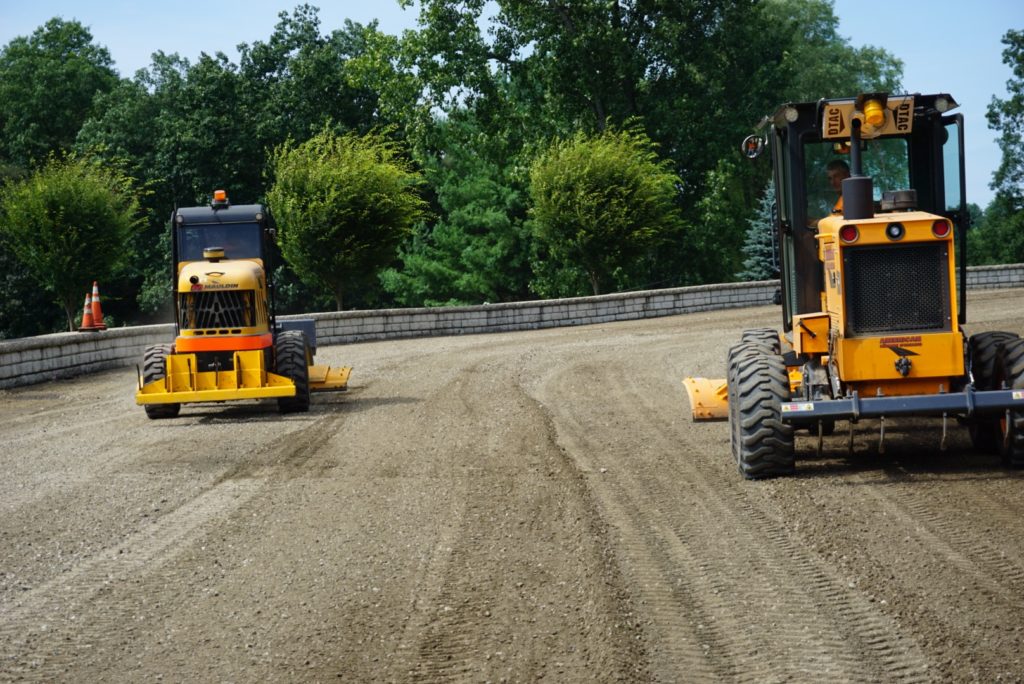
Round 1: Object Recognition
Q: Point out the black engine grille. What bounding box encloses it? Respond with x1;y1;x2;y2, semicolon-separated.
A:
843;243;949;335
179;290;255;330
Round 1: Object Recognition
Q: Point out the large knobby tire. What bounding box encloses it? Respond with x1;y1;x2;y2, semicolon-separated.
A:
142;344;180;419
740;328;781;355
995;338;1024;468
968;331;1020;453
727;342;794;478
275;330;311;414
727;341;775;463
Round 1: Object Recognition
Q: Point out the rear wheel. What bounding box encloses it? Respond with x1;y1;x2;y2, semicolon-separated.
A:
968;331;1019;453
995;338;1024;468
142;344;180;419
275;330;310;414
727;342;794;478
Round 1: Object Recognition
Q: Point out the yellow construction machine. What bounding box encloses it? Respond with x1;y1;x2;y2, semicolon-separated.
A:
135;191;350;418
684;93;1024;477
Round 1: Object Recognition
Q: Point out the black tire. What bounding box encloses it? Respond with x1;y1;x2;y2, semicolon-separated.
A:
968;331;1020;453
995;338;1024;468
729;344;790;479
727;341;775;463
741;328;781;355
275;330;310;414
727;342;794;478
142;344;180;419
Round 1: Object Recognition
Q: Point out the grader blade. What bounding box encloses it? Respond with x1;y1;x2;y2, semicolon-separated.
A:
309;365;352;392
682;376;728;421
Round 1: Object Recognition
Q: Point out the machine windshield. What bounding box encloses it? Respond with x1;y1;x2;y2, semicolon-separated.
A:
803;137;910;222
179;223;263;262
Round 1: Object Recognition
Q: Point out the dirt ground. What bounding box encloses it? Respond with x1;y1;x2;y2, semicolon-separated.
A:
2;289;1023;683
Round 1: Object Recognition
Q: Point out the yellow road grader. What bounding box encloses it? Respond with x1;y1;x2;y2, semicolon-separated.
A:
684;93;1024;478
135;191;350;418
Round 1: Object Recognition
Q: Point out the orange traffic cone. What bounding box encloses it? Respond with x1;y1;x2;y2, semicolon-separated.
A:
90;282;107;330
79;293;97;331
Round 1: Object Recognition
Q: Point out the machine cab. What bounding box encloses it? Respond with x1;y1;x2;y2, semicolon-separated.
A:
173;191;274;272
170;192;277;347
764;93;968;333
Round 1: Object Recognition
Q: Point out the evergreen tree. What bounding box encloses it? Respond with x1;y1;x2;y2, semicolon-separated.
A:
737;183;778;281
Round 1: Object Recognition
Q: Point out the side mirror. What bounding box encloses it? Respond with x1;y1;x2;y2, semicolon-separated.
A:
741;135;765;159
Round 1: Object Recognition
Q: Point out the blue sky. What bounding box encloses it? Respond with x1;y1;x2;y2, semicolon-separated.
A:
1;0;1020;206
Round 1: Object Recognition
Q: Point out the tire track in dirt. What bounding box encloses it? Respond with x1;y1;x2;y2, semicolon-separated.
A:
0;478;262;680
0;411;346;681
619;353;934;682
811;470;1024;680
852;481;1024;600
533;355;931;683
403;369;499;683
400;354;645;683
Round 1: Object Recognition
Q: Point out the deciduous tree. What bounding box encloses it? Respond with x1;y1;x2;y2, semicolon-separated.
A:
0;18;118;168
267;128;428;310
528;126;682;296
965;29;1024;264
0;155;144;330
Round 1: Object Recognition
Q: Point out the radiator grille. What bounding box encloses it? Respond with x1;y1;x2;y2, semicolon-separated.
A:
179;290;256;330
843;243;949;335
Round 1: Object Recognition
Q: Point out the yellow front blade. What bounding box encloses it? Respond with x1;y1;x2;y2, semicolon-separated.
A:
309;365;351;392
135;350;297;405
682;377;728;421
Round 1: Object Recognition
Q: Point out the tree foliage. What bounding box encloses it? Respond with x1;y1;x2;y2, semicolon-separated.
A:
528;125;682;296
987;29;1024;209
967;29;1024;264
0;1;929;337
737;183;778;281
267;127;428;310
0;155;144;330
0;18;118;168
380;113;531;306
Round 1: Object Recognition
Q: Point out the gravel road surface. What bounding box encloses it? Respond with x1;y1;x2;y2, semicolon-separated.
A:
2;289;1023;682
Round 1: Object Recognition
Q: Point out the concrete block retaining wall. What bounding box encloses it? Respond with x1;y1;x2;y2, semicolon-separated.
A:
300;279;775;347
0;324;173;390
3;263;1024;390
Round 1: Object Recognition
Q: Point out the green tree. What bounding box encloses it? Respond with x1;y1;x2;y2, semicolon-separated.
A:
392;0;903;292
267;127;428;310
0;18;118;168
528;126;682;296
76;6;389;318
737;183;778;281
967;29;1024;264
969;198;1023;265
988;29;1024;209
381;113;531;306
238;6;382;142
763;0;903;102
0;155;144;330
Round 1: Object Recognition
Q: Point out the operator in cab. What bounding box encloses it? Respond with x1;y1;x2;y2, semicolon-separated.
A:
808;159;850;229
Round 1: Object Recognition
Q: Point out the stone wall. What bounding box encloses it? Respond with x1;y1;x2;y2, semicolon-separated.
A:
3;263;1023;390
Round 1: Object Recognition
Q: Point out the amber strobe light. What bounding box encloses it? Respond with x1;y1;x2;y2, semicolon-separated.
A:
863;99;885;127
